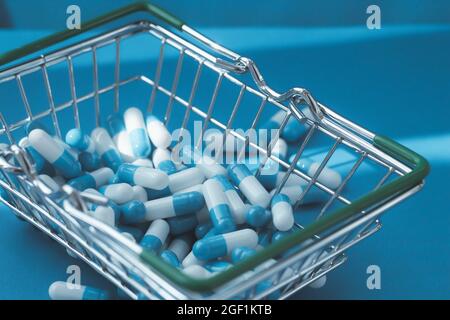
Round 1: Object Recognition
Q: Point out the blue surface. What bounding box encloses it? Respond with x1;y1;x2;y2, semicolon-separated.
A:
0;2;449;299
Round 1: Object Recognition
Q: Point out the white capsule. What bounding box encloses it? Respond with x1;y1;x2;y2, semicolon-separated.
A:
182;251;206;268
124;107;152;158
167;236;192;262
89;207;115;227
152;148;177;174
98;183;134;204
174;184;204;195
203;179;235;233
140;219;170;251
91;128;123;172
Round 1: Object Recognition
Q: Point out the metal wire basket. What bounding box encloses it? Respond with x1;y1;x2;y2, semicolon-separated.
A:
0;2;429;300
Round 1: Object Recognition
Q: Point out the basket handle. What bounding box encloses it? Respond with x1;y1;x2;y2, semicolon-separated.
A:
0;1;185;67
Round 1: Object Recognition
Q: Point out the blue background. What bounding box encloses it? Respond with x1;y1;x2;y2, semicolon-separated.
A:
0;1;449;299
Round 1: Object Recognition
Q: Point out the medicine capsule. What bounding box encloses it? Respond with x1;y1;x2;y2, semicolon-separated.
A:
98;183;134;204
146;114;171;149
261;110;308;143
124;107;152;158
152;148;177;175
91;127;123;172
132;185;147;202
257;170;305;190
270;184;328;205
204;261;233;273
182;251;205;267
289;155;342;189
132;158;153;168
84;188;121;225
48;281;110;300
182;265;212;279
203;179;236;234
28;129;82;179
106;113;135;162
213;175;247;224
166;207;209;235
168;167;205;193
78;151;101;172
227;164;271;208
145;191;205;220
19;137;53;174
140;219;169;252
117;163;168;190
67;167;114;191
245;205;272;228
195;222;213;239
160;235;192;267
193;228;258;261
181;145;227;178
271;193;294;231
65;128;96;153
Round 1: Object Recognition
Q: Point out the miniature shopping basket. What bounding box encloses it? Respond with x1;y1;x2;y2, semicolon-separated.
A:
0;2;429;300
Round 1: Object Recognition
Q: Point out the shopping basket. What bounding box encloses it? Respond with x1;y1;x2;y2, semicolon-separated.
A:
0;2;429;300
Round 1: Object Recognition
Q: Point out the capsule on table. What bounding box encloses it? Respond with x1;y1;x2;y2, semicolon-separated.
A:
271;193;294;231
146;114;172;149
245;205;272;228
152;148;177;175
144;191;205;220
289;155;342;189
91;127;123;172
160;234;192;267
48;281;110;300
117;163;168;190
67;167;114;191
98;183;134;204
140;219;169;252
213;174;247;225
106;113;135;162
227;164;271;208
193;228;258;261
203;179;236;234
181;145;227;178
28;129;82;179
124;107;152;158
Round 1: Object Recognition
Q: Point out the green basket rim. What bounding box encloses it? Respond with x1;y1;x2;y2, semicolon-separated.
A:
0;2;430;293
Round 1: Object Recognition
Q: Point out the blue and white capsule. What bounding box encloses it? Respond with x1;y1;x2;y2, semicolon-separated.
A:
98;183;134;204
67;167;114;191
203;178;236;234
18;137;49;173
106;113;135;162
289;155;342;189
271;193;294;231
204;261;233;273
213;175;247;224
193;228;258;261
83;188;121;225
140;219;169;252
152;148;177;175
65;128;96;153
227;164;271;208
245;205;272;228
48;281;110;300
132;185;148;202
144;191;205;221
78;151;101;172
28;129;82;179
181;145;227;178
124;107;152;158
166;207;209;236
160;235;192;267
117;163;168;190
91;127;123;172
146;114;171;149
132;158;153;168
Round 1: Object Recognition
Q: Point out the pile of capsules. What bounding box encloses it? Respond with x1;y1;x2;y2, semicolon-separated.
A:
4;106;343;299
